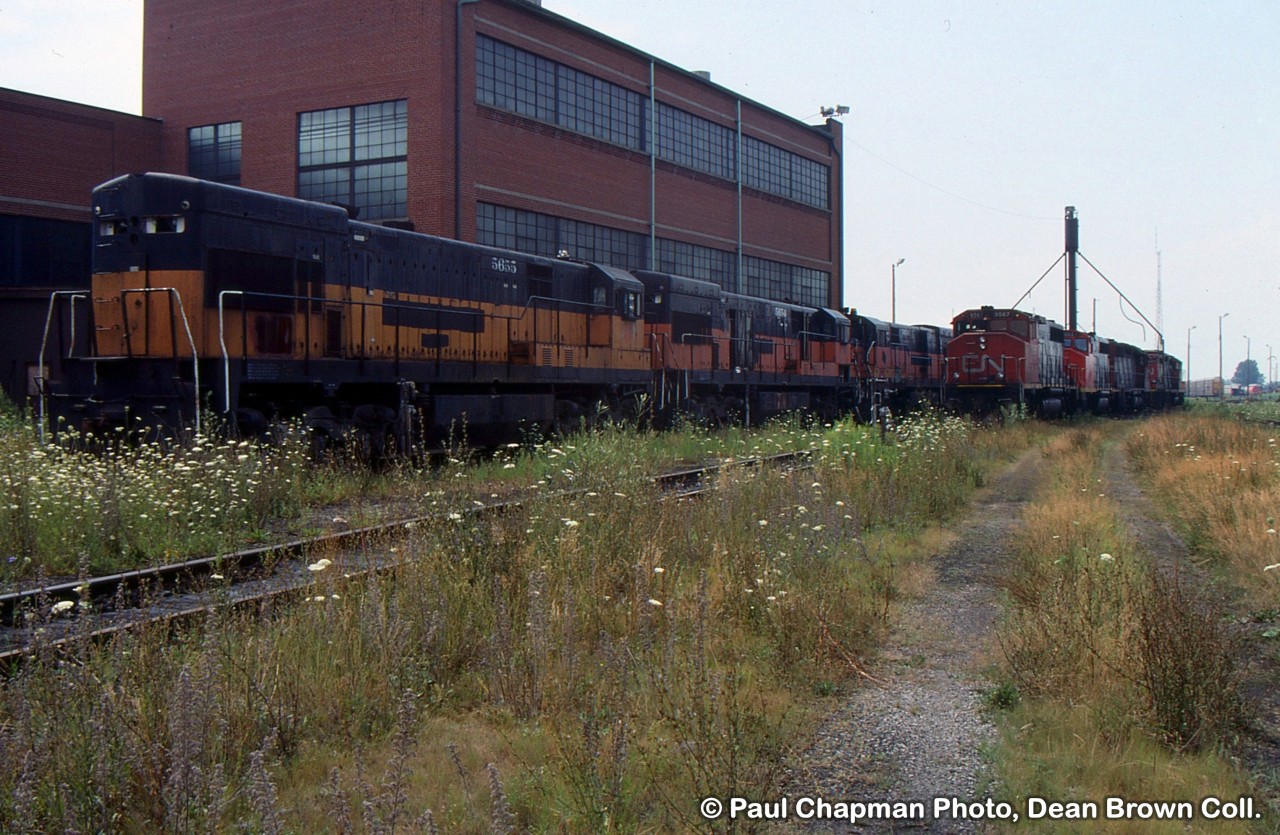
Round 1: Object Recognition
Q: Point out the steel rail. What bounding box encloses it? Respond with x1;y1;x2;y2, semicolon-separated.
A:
0;450;811;669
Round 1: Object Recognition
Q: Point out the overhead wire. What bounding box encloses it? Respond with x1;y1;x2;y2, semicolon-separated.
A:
845;133;1060;221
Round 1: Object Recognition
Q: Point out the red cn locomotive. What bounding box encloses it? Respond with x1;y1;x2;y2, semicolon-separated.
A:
945;307;1068;417
946;306;1183;417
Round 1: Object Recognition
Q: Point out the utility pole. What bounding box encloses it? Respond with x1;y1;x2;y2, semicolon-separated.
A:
891;258;904;324
1219;312;1230;399
1186;325;1196;394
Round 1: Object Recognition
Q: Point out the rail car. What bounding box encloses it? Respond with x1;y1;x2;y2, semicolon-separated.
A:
38;175;1179;447
847;313;952;413
1186;378;1223;398
945;306;1182;417
41;173;947;448
44;173;657;449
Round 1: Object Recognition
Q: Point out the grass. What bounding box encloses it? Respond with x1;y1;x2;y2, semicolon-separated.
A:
988;420;1268;833
0;409;930;587
0;409;1035;832
1127;410;1280;610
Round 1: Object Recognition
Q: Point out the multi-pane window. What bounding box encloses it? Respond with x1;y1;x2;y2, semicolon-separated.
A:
654;103;735;181
476;36;830;211
656;238;736;291
478;204;828;307
790;156;830;209
743;136;829;210
188;122;242;185
558;64;645;149
744;256;829;308
476;36;557;123
298;100;407;221
793;265;830;308
478;35;644;150
476;204;558;258
477;203;646;269
560;217;648;268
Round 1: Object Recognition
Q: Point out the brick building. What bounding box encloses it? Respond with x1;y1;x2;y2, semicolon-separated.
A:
0;89;161;404
143;0;843;309
1;0;842;406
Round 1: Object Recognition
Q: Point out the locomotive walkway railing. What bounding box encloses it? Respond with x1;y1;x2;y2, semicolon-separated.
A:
37;291;88;444
38;287;200;440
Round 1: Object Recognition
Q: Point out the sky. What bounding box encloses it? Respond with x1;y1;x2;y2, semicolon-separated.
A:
2;0;1277;381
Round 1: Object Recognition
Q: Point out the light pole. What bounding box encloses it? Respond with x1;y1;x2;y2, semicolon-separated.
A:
1218;312;1229;399
1269;344;1275;394
1186;325;1196;395
891;258;904;324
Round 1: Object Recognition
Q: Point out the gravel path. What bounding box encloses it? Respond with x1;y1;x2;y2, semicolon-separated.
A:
782;446;1046;833
1099;439;1280;806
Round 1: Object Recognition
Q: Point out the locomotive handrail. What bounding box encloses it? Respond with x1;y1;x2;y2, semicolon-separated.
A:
37;291;89;444
217;291;244;413
120;288;201;434
213;289;626;407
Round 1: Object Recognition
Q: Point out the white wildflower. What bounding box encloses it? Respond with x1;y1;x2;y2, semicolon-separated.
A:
308;558;333;572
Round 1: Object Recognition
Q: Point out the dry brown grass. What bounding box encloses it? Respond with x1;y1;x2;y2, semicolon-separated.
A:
1128;412;1280;609
991;421;1259;830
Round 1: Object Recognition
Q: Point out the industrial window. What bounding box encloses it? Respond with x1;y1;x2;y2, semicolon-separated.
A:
478;203;827;308
298;100;407;221
656;239;735;291
557;64;645;148
476;204;558;258
477;36;644;150
188;122;242;185
742;136;829;210
475;36;829;211
559;217;647;269
744;256;829;309
654;102;735;181
476;36;556;123
476;203;647;270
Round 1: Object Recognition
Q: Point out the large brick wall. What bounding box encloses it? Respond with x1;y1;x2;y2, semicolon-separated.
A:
142;0;843;307
0;89;162;405
0;89;161;222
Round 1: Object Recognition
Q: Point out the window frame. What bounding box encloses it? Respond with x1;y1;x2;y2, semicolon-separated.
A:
187;121;242;185
297;100;408;221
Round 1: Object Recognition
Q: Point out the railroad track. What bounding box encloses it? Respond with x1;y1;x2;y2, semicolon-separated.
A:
0;449;810;669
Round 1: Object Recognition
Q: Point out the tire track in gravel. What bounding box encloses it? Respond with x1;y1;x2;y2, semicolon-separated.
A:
781;445;1047;834
1099;438;1280;812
